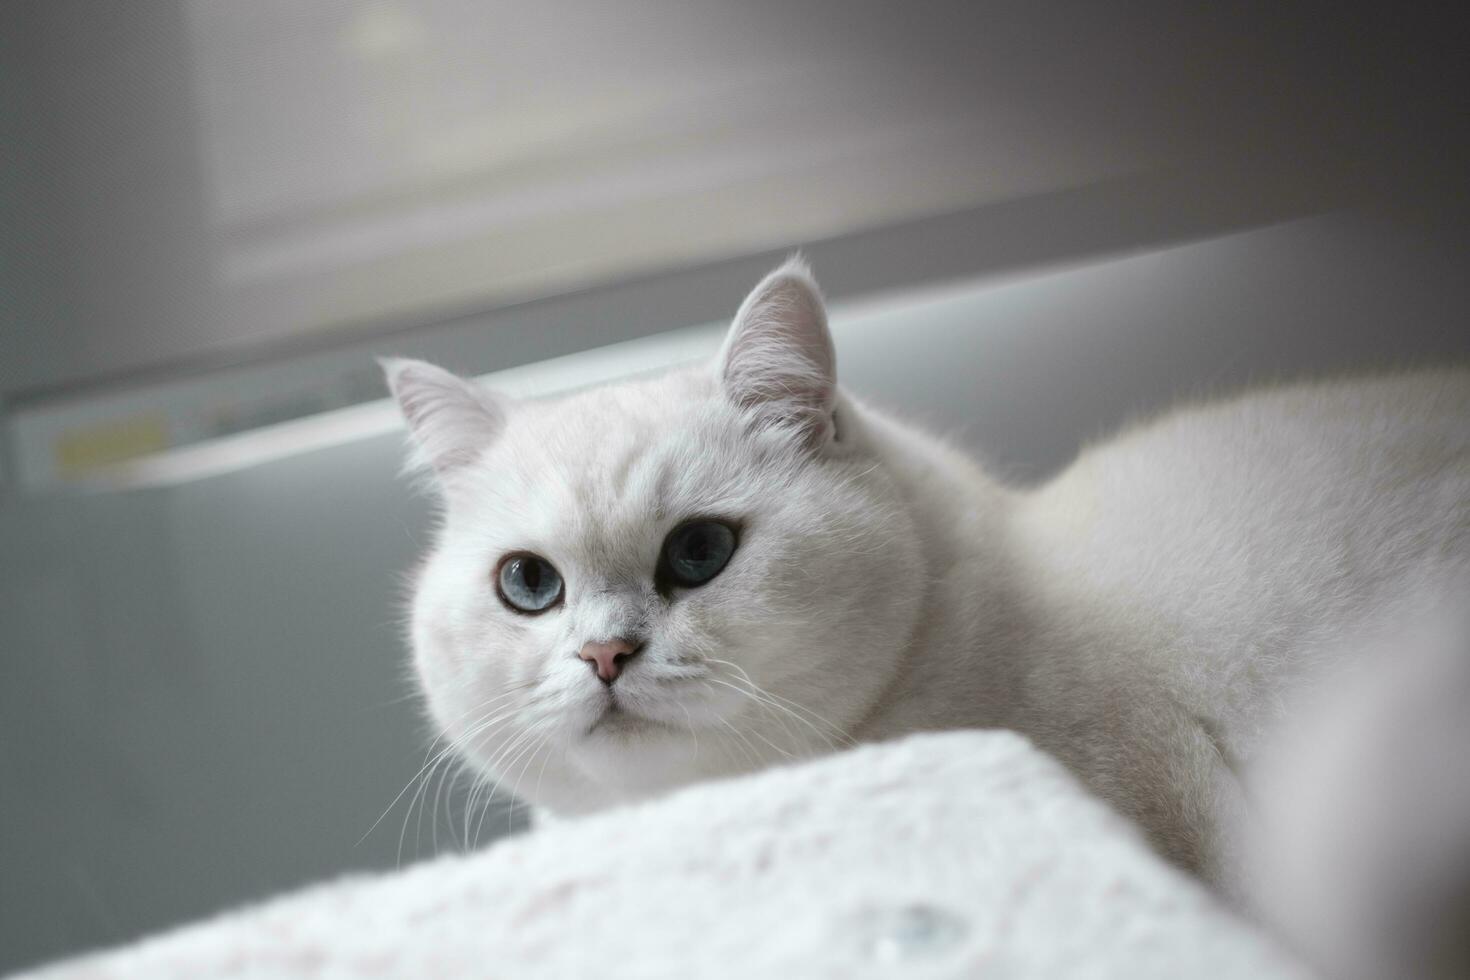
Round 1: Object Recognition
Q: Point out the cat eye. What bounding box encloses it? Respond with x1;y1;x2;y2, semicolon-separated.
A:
659;520;738;589
496;553;564;614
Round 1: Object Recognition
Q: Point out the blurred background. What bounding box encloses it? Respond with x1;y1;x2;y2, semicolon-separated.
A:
2;1;1468;972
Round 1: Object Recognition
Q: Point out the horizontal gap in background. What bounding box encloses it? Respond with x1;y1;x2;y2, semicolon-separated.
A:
3;164;1352;493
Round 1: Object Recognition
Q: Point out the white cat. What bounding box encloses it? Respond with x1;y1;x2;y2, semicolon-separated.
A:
384;258;1469;906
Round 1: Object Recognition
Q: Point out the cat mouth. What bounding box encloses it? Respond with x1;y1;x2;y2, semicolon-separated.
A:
585;697;667;738
586;708;636;738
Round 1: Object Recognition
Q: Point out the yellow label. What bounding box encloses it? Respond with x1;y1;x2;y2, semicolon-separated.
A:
54;416;171;477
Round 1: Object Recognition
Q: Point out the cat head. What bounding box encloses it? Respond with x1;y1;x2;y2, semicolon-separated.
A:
385;259;923;813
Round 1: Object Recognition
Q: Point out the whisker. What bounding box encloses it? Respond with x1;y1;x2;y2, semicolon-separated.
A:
706;672;828;754
532;734;557;811
495;733;543;823
705;657;857;748
704;697;764;771
399;750;453;866
704;677;798;759
505;734;550;836
357;684;541;846
680;703;701;765
472;728;538;848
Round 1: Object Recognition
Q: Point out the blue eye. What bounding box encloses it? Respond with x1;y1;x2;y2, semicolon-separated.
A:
496;554;564;613
661;520;737;588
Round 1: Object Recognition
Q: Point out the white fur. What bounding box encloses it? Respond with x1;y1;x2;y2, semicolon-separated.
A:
388;259;1470;894
19;733;1307;979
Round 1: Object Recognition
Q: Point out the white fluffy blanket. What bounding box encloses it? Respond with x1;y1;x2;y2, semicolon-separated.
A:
18;732;1305;979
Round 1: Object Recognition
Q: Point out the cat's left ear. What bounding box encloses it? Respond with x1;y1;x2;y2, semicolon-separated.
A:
717;256;837;449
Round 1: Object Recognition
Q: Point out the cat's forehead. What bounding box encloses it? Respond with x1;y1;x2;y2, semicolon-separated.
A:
465;368;769;549
514;369;712;495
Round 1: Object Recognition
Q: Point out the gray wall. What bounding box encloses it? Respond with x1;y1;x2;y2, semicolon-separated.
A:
3;208;1470;972
4;0;1465;402
0;434;438;970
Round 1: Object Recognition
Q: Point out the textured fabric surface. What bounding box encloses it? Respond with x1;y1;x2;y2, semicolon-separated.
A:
18;731;1306;979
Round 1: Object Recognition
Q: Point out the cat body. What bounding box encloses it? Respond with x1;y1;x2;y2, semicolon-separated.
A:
866;368;1470;885
385;260;1470;897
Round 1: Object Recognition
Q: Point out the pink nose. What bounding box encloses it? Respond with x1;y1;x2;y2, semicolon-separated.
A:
579;638;640;684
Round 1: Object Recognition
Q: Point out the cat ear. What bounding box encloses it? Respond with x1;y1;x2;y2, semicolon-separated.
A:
380;357;505;475
717;256;837;447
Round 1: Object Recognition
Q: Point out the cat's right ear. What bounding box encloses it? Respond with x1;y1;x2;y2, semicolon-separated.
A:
380;357;505;476
717;256;837;449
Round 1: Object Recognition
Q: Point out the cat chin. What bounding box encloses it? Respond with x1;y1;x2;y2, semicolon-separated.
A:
569;714;713;797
